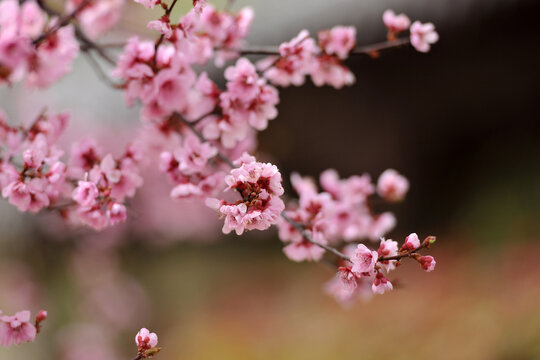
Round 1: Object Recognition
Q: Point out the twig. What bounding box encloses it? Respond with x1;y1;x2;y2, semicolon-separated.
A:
227;38;411;57
33;0;91;45
378;242;429;262
35;0;116;66
173;113;235;169
281;212;351;261
83;51;123;89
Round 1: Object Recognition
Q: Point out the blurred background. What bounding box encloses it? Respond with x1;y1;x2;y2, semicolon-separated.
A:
1;0;539;359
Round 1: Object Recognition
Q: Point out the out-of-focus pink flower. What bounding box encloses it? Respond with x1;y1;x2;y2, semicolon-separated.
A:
318;25;356;59
371;271;393;294
410;21;439;53
351;244;378;275
107;203;127;225
67;0;125;39
283;236;326;262
72;181;99;208
0;311;37;347
401;232;421;251
147;19;173;39
368;212;396;241
132;0;159;8
377;169;409;202
224;57;262;102
27;24;80;88
419;255;436;272
174;134;217;175
135;328;158;350
382;10;411;33
310;55;355;89
263;30;318;87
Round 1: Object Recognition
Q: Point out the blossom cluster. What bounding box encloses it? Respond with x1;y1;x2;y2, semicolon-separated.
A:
66;0;125;39
383;9;439;52
0;110;70;213
326;234;436;305
0;309;46;348
277;169;408;262
207;153;285;235
0;110;143;230
69;139;144;229
0;0;79;88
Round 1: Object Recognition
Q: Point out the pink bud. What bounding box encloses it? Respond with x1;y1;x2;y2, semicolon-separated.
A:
135;328;158;350
401;233;421;252
419;256;436;272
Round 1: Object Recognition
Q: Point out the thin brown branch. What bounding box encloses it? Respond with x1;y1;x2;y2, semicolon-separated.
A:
82;51;123;89
281;212;351;262
230;38;411;57
378;242;429;262
173;113;235;168
33;0;91;45
35;0;116;66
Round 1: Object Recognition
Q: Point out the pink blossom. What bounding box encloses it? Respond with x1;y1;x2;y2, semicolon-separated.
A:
382;10;411;33
109;159;143;201
290;172;318;198
147;19;173;39
174;134;217;175
318;26;356;59
27;24;79;88
410;21;439;53
351;244;378;275
2;181;31;212
263;30;318;87
20;1;47;38
112;36;155;81
224;58;262;101
401;232;421;251
132;0;159;8
182;72;219;121
208;154;285;235
107;202;127;225
371;271;393;294
310;55;355;89
76;207;109;230
377;238;399;272
68;0;125;39
68;139;102;178
377;169;409;202
0;311;37;347
198;114;250;149
72;181;99;208
135;328;158;350
0;34;32;70
419;255;436;272
283;237;326;262
368;212;396;241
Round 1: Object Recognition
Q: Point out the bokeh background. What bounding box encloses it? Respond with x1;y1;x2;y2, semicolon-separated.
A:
1;0;539;359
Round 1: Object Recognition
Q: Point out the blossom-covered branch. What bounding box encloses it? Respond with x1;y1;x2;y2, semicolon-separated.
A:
0;1;442;352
